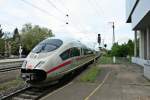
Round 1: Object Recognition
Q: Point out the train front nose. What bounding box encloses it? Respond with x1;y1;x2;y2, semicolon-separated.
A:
21;58;47;82
21;69;47;83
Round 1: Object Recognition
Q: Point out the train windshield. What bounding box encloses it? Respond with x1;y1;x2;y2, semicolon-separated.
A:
32;39;63;53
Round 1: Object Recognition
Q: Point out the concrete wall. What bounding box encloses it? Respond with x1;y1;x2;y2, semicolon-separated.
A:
144;61;150;80
132;57;145;67
132;57;150;79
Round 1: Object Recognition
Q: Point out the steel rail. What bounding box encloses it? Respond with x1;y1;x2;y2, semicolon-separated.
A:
0;66;21;72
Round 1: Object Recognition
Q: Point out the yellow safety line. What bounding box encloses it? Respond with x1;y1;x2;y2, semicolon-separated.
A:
40;82;73;100
84;71;111;100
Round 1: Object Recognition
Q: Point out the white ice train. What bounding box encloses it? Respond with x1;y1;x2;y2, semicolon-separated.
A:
21;37;97;86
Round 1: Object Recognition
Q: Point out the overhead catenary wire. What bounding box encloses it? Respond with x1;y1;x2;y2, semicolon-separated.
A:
87;0;107;21
87;0;110;35
45;0;105;45
51;0;100;34
93;0;105;17
46;0;71;27
56;0;70;14
45;0;97;46
87;0;101;18
46;0;67;15
22;0;84;32
52;0;84;32
21;0;65;23
22;0;95;35
52;0;89;33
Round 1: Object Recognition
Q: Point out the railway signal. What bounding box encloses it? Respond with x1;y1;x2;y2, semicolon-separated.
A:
98;34;101;46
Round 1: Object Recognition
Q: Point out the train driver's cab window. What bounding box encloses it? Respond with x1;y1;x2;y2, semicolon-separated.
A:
70;48;80;57
32;39;63;53
60;49;70;60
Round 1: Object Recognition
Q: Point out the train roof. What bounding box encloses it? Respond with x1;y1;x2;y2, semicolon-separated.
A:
46;36;88;49
47;36;77;42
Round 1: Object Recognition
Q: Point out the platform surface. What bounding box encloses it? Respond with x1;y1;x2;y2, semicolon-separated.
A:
41;64;150;100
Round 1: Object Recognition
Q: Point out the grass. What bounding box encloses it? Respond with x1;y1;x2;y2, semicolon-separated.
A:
0;76;24;92
79;56;131;83
98;56;113;64
97;56;131;64
80;66;101;83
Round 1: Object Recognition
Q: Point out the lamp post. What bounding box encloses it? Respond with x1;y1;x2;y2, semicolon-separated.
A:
108;21;115;45
108;21;116;63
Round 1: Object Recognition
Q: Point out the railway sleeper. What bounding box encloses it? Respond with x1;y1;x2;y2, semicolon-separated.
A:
13;93;38;100
24;91;41;95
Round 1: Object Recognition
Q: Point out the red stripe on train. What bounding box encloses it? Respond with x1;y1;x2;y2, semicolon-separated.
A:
46;60;72;74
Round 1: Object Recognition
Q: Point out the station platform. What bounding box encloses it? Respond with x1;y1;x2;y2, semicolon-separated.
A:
40;64;150;100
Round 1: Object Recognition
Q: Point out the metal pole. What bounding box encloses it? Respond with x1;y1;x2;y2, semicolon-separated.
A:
111;22;116;63
112;22;115;45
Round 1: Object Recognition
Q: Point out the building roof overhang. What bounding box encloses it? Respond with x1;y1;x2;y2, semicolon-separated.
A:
126;0;139;23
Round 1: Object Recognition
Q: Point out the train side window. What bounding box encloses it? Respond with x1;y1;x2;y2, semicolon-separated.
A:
60;49;70;60
83;49;87;55
75;48;80;56
70;48;80;57
81;48;82;55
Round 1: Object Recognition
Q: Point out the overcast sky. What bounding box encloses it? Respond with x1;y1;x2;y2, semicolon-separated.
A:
0;0;134;49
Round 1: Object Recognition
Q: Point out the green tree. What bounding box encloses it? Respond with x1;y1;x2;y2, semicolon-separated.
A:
111;40;134;57
0;25;4;56
21;23;54;54
10;40;19;55
119;44;128;57
0;25;4;38
111;43;119;56
127;39;134;56
13;28;20;41
11;28;20;55
0;38;4;55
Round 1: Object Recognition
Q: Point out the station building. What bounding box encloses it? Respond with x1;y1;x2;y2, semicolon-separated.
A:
126;0;150;79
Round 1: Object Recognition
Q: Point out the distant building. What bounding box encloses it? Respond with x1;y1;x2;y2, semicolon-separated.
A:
126;0;150;79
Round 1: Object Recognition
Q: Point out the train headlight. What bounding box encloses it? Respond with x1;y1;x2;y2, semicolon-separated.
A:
22;60;27;68
34;61;45;68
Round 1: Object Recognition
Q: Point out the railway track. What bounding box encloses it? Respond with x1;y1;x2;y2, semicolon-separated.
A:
1;86;51;100
0;66;20;72
1;77;73;100
0;59;24;72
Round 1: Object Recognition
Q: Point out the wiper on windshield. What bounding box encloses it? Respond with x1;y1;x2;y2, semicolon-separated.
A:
48;43;59;48
34;44;45;53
